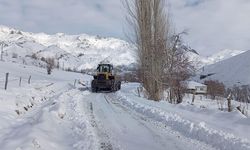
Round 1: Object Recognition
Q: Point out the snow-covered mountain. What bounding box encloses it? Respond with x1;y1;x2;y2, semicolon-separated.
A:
176;42;245;69
187;49;246;69
206;49;245;65
0;25;136;71
0;25;245;72
195;49;250;87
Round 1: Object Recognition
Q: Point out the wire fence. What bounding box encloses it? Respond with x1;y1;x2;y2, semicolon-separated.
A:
0;72;32;90
0;72;86;90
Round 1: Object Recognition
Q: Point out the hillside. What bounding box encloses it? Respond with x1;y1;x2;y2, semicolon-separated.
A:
196;49;250;87
187;49;246;69
0;25;136;71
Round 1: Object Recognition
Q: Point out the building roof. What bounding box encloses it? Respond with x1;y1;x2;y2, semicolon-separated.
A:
186;81;206;89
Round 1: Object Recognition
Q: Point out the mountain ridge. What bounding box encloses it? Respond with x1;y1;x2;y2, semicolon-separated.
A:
0;25;137;70
0;25;246;72
195;49;250;87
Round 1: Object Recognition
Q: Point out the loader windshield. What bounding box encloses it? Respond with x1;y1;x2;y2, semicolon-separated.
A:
97;64;113;73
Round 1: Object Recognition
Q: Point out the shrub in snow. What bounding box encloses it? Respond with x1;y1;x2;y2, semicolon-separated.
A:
46;57;55;75
229;85;250;116
204;80;225;100
65;68;73;72
31;53;38;59
204;80;227;110
15;110;20;115
12;53;18;58
78;53;84;57
41;57;46;62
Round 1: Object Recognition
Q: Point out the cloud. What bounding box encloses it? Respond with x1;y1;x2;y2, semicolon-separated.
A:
0;0;125;38
169;0;250;56
0;0;250;56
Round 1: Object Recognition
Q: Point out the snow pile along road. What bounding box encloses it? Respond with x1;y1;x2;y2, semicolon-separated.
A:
116;83;250;150
0;61;97;150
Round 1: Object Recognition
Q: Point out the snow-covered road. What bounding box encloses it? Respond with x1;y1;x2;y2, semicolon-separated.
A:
82;91;216;150
0;83;216;150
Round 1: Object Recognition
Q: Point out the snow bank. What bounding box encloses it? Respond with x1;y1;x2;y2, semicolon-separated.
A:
0;61;96;150
116;83;250;150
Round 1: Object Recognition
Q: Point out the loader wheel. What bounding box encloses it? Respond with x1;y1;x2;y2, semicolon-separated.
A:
111;84;115;92
110;80;115;92
92;87;98;93
118;82;121;90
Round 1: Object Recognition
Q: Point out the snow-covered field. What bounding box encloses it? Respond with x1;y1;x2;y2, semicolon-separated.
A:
0;61;250;150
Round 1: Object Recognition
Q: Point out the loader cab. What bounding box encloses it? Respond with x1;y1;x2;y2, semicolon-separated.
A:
97;64;113;74
93;64;114;80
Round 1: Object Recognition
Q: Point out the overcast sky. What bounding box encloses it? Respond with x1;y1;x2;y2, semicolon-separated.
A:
0;0;250;56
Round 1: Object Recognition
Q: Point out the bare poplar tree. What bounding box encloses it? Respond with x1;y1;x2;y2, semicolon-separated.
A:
123;0;170;101
124;0;193;102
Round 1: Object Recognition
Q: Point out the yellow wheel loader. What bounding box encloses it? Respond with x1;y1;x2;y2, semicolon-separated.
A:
91;64;121;92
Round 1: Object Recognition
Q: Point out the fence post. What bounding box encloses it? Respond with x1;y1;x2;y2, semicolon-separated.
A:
5;73;9;90
19;77;22;87
0;49;3;61
192;91;196;105
28;76;31;84
137;87;141;97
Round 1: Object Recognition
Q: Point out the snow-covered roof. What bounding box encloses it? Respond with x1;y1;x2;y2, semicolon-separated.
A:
186;81;206;89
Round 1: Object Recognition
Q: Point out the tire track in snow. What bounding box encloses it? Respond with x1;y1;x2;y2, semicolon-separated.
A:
105;93;217;150
57;89;98;150
88;101;114;150
104;94;170;149
93;93;182;150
